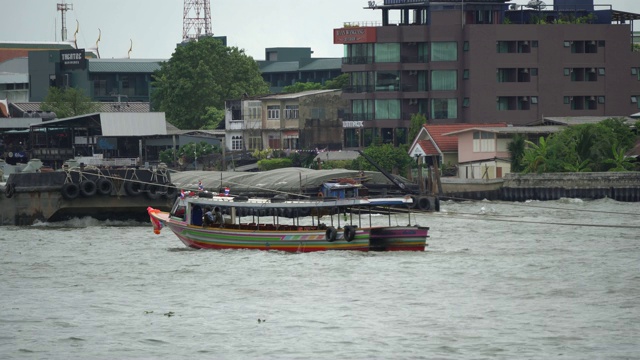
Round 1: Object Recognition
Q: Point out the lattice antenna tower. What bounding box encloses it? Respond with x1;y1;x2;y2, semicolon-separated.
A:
57;1;73;41
183;0;213;41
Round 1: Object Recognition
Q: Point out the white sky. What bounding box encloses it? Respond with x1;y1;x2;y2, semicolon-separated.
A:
2;0;640;60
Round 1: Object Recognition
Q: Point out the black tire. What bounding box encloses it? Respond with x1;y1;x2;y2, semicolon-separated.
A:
434;197;441;212
411;195;420;209
164;183;178;199
79;180;97;197
146;184;161;200
343;225;357;242
96;178;113;196
61;183;80;200
418;197;431;211
325;226;337;242
5;183;15;198
124;181;143;196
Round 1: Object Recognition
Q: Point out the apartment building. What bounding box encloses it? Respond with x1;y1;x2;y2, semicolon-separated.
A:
333;0;640;147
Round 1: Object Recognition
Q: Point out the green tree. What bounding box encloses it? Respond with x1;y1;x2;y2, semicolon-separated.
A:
40;87;99;119
522;136;550;173
323;74;349;90
159;141;218;167
152;37;270;129
281;82;324;93
351;143;413;175
409;113;427;144
507;134;526;172
603;142;636;171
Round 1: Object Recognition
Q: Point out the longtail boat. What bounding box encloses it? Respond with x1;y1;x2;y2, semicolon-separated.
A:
148;187;429;252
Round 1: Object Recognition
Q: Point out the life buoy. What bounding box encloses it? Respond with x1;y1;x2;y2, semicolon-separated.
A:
146;184;161;200
343;225;357;242
96;178;113;196
325;226;337;242
124;181;143;196
418;197;431;211
5;183;15;198
61;183;80;200
79;180;97;197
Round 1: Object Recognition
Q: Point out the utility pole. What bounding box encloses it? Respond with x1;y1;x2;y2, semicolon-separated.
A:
57;2;73;41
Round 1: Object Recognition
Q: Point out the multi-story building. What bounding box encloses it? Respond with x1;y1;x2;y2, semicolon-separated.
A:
224;90;348;152
333;0;640;148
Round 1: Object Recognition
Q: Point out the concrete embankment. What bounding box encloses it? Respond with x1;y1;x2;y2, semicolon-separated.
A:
440;172;640;202
500;172;640;202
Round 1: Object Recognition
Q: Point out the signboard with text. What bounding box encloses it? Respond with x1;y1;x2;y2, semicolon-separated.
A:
333;27;377;44
60;49;86;71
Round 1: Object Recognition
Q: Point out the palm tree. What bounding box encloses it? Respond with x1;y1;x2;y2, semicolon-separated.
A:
522;136;550;173
603;142;635;171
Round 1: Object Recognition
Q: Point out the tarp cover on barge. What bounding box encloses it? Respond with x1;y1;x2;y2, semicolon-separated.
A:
169;168;412;196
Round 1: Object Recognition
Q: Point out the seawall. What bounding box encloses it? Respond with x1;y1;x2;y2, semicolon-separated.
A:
440;172;640;202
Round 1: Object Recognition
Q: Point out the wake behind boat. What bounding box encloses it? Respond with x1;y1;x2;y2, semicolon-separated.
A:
148;187;429;252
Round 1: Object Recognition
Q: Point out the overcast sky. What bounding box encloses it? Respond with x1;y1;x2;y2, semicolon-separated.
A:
3;0;640;60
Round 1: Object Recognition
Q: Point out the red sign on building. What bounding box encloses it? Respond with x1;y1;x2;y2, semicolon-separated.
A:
333;27;377;44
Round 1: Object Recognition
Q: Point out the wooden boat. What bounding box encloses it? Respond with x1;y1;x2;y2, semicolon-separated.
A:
147;191;429;252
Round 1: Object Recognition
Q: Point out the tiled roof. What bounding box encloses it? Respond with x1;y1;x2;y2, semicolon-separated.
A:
422;123;507;154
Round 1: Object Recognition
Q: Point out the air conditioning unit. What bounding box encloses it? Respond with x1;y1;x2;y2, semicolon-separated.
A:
409;99;418;105
522;96;529;101
409;70;418;76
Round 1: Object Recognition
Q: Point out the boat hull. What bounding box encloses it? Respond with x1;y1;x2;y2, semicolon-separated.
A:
149;210;428;253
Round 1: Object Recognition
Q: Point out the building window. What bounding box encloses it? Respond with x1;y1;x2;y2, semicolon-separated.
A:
431;42;457;61
497;96;530;110
531;96;538;104
463;41;469;51
246;101;262;120
345;43;374;64
598;96;605;104
267;105;280;120
430;98;457;119
530;68;538;76
598;68;605;76
431;70;457;90
352;100;374;121
473;131;495;152
248;136;262;150
568;68;598;82
375;43;400;63
568;40;599;54
418;42;429;62
375;99;401;120
463;97;470;107
284;105;299;119
463;69;469;79
375;71;400;91
496;41;530;54
231;136;243;150
311;108;326;119
497;68;531;83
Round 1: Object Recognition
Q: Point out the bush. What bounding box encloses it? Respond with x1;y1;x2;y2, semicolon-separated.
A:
257;158;293;171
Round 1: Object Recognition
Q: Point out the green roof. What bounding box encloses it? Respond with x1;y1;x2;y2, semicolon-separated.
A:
299;58;342;72
88;59;164;73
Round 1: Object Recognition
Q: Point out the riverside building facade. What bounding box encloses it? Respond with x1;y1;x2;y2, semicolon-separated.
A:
334;0;640;148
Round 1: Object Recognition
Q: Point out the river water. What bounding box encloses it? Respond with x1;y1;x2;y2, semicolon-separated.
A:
1;198;638;360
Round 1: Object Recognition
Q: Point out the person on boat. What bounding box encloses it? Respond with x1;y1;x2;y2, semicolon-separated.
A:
213;207;223;227
203;206;216;227
198;180;204;191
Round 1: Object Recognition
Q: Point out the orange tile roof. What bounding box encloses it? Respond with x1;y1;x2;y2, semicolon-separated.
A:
422;123;507;153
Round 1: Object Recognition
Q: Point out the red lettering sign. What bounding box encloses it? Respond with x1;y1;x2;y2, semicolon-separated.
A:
333;27;376;44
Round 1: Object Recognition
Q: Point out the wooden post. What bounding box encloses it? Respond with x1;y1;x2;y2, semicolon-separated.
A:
432;155;443;196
